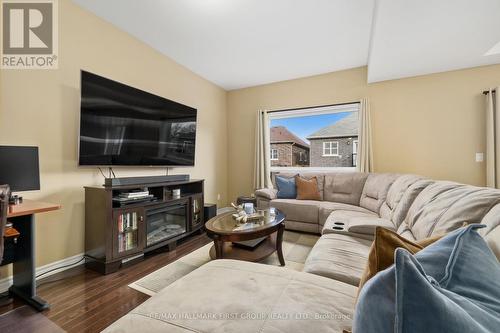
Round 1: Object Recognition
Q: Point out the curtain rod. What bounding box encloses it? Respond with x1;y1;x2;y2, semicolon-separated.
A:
483;89;496;95
266;101;360;114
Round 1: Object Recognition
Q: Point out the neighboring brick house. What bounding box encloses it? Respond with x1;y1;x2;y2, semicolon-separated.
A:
270;126;310;167
306;113;358;167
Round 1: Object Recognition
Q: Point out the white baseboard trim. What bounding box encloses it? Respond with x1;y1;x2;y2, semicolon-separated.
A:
0;253;85;293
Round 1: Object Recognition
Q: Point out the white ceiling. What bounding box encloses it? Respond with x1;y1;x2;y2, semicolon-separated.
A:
367;0;500;82
72;0;500;90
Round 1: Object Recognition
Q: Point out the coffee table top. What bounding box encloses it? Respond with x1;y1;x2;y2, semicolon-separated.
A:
205;208;285;236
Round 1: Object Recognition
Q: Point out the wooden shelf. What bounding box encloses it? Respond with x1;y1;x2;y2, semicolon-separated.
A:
208;234;277;262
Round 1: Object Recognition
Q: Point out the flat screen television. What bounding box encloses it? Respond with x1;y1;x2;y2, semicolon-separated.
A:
78;71;197;166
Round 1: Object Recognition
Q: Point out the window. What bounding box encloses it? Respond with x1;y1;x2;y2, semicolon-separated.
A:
323;141;339;156
268;102;360;170
270;149;278;160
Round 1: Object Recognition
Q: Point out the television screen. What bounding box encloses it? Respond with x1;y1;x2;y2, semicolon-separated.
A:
79;71;197;166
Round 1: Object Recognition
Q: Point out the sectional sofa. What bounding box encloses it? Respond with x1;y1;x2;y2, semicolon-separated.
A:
104;172;500;332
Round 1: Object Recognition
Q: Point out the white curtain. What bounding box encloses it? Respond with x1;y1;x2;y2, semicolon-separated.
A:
486;88;500;188
254;110;273;190
357;98;374;172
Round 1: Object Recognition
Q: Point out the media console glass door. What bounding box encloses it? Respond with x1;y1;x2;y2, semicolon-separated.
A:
191;193;203;230
146;202;188;247
113;207;145;258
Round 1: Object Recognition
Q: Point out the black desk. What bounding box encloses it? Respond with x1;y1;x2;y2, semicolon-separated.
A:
6;200;61;311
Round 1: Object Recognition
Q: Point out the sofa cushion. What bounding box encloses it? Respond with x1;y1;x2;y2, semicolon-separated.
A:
379;175;432;226
295;175;321;200
275;175;297;199
323;172;368;205
395;249;500;333
271;199;320;224
271;172;296;187
303;233;372;286
104;260;357;333
397;225;500;332
357;227;442;295
405;181;500;240
298;173;325;200
273;172;325;200
388;179;433;227
322;210;379;236
359;173;399;214
353;254;395;333
318;202;375;226
354;224;500;333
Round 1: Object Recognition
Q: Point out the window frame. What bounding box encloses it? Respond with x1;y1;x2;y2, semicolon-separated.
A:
267;102;360;172
270;148;279;161
322;141;339;157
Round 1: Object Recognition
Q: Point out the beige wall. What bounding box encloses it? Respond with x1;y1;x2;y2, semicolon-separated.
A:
227;65;500;201
0;0;228;278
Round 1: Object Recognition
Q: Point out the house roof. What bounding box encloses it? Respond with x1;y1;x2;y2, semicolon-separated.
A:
306;112;358;139
270;126;309;148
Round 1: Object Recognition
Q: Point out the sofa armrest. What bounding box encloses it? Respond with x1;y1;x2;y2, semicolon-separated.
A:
255;188;278;200
346;218;395;235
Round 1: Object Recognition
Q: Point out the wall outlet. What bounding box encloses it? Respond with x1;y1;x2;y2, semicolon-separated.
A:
476;153;484;162
217;193;221;201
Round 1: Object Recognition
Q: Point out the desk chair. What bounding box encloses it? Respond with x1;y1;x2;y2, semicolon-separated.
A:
0;184;13;306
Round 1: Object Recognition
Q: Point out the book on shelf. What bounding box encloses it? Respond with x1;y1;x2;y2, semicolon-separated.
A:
119;191;149;198
118;229;136;252
112;195;154;203
117;211;138;233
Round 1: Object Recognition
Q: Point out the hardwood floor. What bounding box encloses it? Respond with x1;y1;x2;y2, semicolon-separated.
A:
0;232;211;333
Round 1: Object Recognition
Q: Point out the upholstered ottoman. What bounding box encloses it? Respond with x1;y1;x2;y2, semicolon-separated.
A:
104;260;357;333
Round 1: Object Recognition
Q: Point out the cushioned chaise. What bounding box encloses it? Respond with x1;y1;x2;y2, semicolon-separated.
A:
104;260;357;333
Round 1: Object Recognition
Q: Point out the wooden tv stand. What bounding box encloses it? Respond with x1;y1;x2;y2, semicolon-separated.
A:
84;178;204;274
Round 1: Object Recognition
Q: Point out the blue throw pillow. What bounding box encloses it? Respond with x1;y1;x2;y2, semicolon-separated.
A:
353;264;396;332
275;176;296;199
354;224;500;333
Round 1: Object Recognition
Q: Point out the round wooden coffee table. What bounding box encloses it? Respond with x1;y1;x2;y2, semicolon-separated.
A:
205;208;286;265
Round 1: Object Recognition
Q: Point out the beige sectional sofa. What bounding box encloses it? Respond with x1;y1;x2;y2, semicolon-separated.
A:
256;172;408;236
105;172;500;332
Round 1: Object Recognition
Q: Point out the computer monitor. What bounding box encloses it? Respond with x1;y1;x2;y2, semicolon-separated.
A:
0;146;40;192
